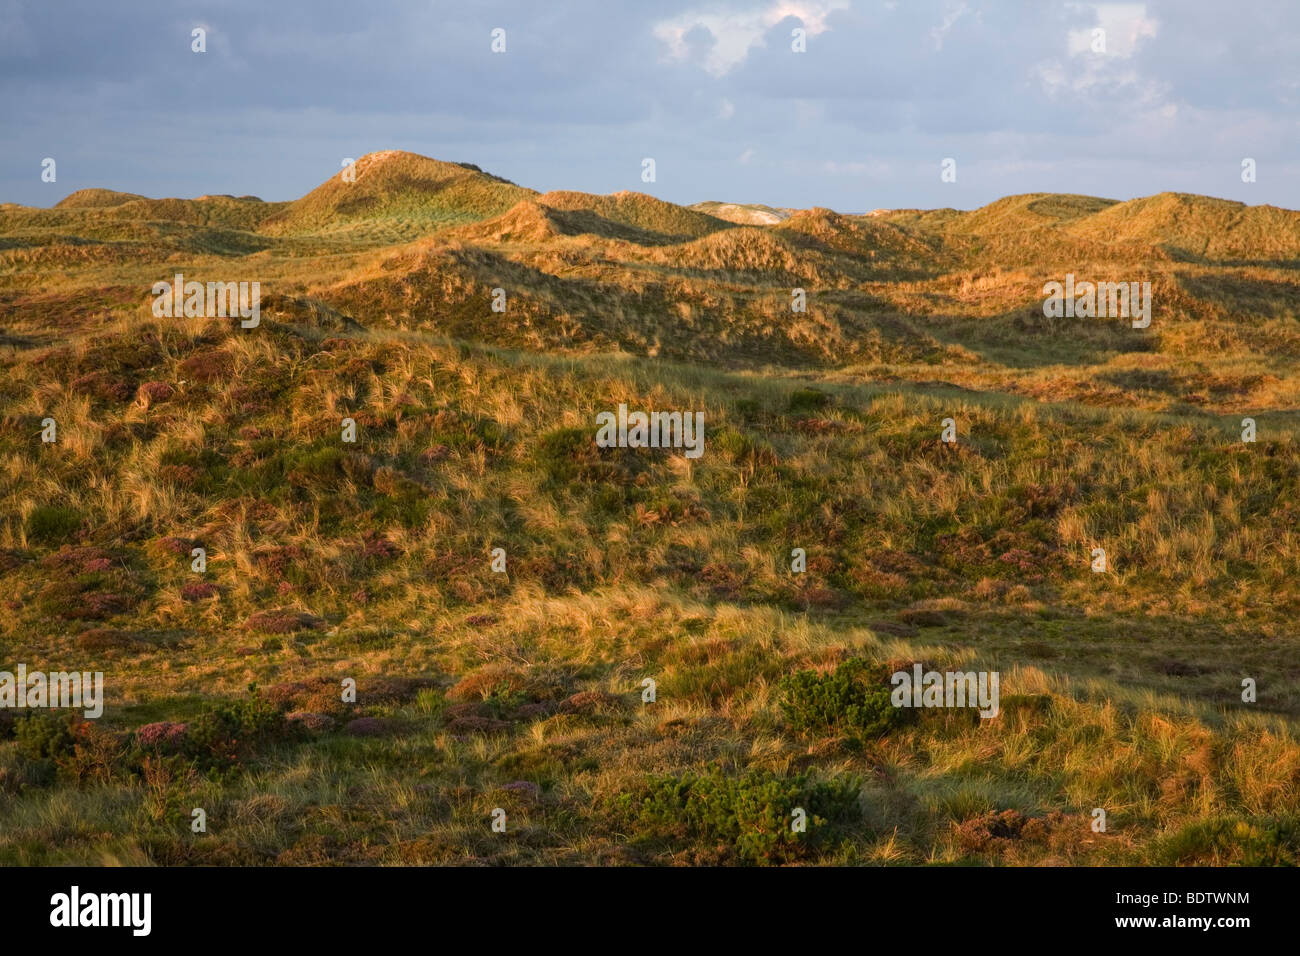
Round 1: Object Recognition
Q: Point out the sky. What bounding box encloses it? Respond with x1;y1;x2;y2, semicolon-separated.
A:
1;0;1297;212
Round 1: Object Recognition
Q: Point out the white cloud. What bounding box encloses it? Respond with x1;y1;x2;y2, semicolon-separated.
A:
653;0;850;76
1065;2;1158;58
930;1;970;51
1039;2;1166;105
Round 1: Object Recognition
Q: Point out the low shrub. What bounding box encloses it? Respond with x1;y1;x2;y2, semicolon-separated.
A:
13;712;79;762
26;506;83;546
612;767;861;865
779;657;910;738
183;692;285;770
788;388;831;413
1154;817;1300;866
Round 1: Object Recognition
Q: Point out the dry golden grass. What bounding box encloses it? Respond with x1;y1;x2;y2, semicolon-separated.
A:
1;158;1298;865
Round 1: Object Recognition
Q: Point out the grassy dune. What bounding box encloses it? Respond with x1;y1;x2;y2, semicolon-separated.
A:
0;151;1298;865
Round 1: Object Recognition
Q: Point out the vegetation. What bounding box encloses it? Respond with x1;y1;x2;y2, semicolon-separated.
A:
779;659;908;739
0;151;1297;865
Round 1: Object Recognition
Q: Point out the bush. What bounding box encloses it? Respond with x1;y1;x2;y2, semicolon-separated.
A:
779;657;909;738
284;446;345;488
1154;817;1300;866
11;712;87;786
788;388;831;413
534;426;645;485
184;692;285;770
13;712;79;762
136;721;189;751
26;505;83;546
60;721;127;785
612;767;860;865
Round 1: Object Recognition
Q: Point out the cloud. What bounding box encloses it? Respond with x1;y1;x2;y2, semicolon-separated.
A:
653;0;849;76
1039;2;1165;103
930;1;969;51
0;0;1296;211
1066;2;1158;57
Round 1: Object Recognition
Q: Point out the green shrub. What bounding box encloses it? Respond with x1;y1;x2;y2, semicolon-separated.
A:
158;447;227;493
534;426;644;485
1154;816;1300;866
534;426;595;484
11;712;84;787
184;691;285;770
284;446;346;488
427;409;508;452
779;658;910;737
613;767;860;865
788;388;831;413
26;505;83;546
480;683;528;719
13;712;79;762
